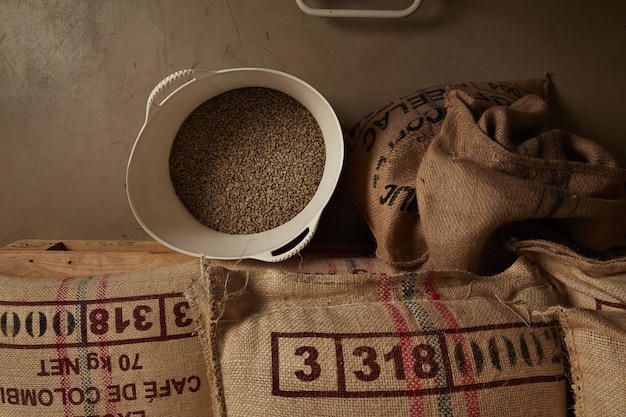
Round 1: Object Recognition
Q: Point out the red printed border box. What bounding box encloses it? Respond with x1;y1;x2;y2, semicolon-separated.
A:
272;322;563;398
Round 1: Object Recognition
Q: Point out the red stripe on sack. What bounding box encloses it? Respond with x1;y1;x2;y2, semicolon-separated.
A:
326;260;338;275
378;274;425;417
364;257;377;274
425;272;481;417
55;278;74;417
96;275;116;416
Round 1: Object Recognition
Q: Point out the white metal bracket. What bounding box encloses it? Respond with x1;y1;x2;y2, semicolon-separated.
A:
296;0;423;18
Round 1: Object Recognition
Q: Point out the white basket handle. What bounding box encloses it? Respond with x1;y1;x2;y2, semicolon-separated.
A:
296;0;423;18
144;69;216;122
251;216;320;262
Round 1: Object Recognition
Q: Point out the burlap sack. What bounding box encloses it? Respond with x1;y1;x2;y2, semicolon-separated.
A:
415;90;626;274
210;253;400;276
0;261;210;417
553;307;626;417
187;257;566;417
511;239;626;309
512;239;626;416
340;76;550;269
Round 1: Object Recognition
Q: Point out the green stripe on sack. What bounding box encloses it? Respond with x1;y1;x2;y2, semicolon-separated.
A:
401;272;453;416
76;276;96;417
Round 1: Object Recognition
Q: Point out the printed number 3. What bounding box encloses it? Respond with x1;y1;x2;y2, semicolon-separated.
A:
353;346;380;381
294;346;322;382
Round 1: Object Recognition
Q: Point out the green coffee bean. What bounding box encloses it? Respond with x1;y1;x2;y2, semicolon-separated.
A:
169;87;325;235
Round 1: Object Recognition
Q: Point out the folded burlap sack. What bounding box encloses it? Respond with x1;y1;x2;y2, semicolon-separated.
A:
512;239;626;416
511;239;626;308
340;76;550;269
187;257;566;417
415;90;626;274
0;261;210;417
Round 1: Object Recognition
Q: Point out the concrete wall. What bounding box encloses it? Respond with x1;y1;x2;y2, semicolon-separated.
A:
1;0;624;246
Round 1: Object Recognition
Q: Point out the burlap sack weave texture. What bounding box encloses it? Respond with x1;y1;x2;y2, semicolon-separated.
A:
556;307;626;417
512;239;626;416
0;261;211;417
340;76;550;269
187;257;566;417
512;239;626;309
209;253;401;276
415;90;626;274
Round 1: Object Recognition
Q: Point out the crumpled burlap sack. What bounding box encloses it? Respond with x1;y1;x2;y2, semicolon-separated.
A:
415;90;626;274
187;257;566;417
340;77;550;269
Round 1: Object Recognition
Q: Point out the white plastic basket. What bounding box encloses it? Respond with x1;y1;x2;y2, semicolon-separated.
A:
126;68;343;262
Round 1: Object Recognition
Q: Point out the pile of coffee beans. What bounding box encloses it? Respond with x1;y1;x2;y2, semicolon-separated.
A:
169;87;325;234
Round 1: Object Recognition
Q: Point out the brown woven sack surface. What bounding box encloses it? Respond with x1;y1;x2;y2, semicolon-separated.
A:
512;239;626;309
340;76;550;269
188;257;566;417
416;90;626;274
0;260;210;417
554;307;626;417
513;239;626;416
208;253;402;276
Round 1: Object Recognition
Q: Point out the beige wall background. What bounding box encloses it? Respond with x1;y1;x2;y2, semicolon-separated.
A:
1;0;624;247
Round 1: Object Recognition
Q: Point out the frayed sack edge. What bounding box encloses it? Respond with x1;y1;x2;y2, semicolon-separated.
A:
185;258;228;417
